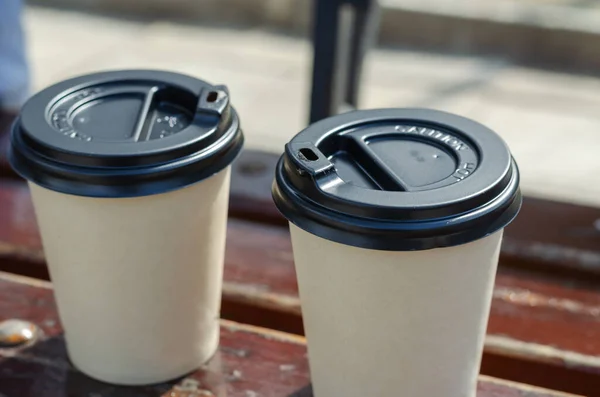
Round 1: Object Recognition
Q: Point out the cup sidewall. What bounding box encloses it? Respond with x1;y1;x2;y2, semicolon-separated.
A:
289;223;503;397
27;167;231;384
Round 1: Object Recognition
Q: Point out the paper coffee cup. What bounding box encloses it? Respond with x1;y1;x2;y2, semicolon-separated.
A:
273;109;521;397
9;70;244;385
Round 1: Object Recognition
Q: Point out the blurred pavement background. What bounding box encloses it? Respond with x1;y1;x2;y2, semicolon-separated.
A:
23;3;600;207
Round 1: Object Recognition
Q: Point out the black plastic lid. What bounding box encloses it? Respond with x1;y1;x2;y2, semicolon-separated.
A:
9;70;244;197
272;109;521;251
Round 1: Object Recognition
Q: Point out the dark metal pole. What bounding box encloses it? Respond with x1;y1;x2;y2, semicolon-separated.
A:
309;0;380;124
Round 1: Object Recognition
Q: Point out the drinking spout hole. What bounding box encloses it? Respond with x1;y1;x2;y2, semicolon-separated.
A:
299;148;318;161
207;91;218;103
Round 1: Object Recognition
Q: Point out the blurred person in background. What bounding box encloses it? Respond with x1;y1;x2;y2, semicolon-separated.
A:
0;0;29;145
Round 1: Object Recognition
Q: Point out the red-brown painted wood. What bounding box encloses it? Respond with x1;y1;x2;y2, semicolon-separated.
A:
0;182;598;395
230;151;600;278
0;272;584;397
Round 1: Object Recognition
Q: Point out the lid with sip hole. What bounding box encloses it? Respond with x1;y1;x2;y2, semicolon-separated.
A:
9;70;244;197
272;109;521;251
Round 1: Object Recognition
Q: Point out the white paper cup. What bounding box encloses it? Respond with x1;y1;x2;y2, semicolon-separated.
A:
28;168;229;384
273;109;521;397
291;224;502;397
9;70;244;384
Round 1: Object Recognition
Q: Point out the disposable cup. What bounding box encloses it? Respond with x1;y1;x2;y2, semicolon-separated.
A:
273;109;521;397
9;70;244;385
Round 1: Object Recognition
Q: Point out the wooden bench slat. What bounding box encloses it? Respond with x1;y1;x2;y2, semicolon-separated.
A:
0;272;584;397
0;182;598;395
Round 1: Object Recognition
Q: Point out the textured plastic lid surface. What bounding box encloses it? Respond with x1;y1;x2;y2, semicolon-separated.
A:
272;109;521;251
9;70;244;197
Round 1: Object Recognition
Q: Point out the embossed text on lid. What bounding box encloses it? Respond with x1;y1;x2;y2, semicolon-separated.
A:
49;84;194;142
324;124;479;192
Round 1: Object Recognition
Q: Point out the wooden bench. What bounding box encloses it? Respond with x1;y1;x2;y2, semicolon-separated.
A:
0;150;599;395
0;271;585;397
